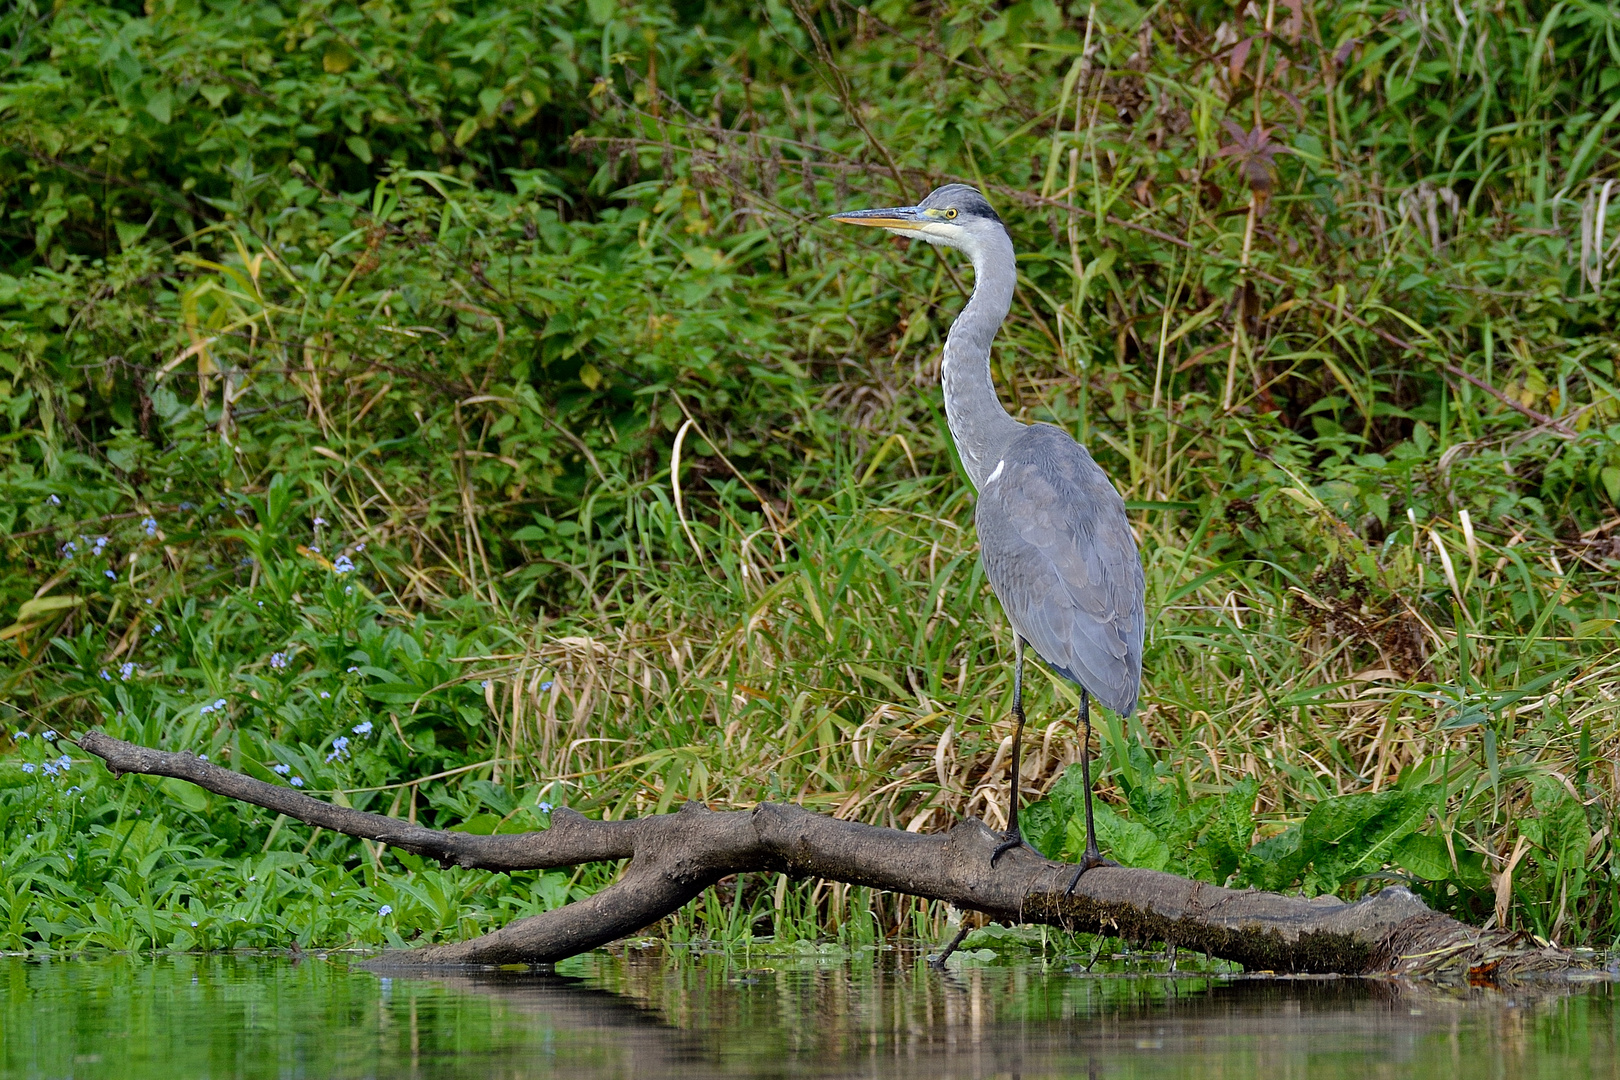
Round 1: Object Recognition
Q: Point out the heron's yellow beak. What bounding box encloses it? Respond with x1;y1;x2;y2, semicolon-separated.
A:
828;205;927;230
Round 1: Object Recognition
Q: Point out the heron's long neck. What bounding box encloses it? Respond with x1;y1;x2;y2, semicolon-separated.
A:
942;227;1023;489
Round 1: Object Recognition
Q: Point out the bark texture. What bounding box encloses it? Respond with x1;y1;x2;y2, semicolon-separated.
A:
78;731;1576;981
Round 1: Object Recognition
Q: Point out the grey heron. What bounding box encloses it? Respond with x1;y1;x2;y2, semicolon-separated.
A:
832;184;1145;886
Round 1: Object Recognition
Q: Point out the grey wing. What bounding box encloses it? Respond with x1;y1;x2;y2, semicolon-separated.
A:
974;425;1145;715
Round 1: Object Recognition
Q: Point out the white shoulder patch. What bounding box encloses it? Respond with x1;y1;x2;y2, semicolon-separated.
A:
985;459;1005;484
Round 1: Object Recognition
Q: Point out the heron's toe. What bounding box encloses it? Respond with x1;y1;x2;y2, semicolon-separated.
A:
1061;852;1119;895
989;828;1029;867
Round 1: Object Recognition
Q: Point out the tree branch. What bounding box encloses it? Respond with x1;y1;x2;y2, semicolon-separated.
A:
77;731;1575;981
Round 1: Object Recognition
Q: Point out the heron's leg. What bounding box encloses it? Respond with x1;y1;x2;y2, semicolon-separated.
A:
990;637;1029;866
1063;688;1117;894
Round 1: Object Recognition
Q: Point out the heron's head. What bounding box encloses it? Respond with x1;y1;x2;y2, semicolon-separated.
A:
830;184;1005;256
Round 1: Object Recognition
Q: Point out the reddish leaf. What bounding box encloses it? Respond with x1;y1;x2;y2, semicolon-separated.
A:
1216;122;1292;196
1281;0;1304;43
1278;87;1307;125
1333;37;1359;67
1229;37;1254;83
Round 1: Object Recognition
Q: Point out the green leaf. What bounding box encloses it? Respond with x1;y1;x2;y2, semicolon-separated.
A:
1364;489;1389;524
1085;803;1170;871
345;136;373;164
145;89;172;124
1194;779;1258;882
1021;796;1065;861
1527;776;1589;863
449;812;502;835
16;595;82;620
159;777;209;813
1298;789;1432;893
360;682;428;705
1241;826;1305;892
1392;832;1452;881
323;44;354;74
454;117;480;147
114;220;150;251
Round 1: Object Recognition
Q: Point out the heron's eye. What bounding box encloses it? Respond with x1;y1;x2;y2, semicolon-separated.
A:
944;208;958;219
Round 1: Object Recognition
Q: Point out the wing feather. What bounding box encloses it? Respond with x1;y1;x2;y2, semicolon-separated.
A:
975;425;1145;714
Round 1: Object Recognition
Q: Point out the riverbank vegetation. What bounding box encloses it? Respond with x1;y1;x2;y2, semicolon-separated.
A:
2;0;1618;955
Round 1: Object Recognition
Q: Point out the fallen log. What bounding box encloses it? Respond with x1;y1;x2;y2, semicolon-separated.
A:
77;731;1576;980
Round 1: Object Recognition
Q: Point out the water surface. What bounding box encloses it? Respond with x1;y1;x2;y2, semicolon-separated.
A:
3;948;1615;1078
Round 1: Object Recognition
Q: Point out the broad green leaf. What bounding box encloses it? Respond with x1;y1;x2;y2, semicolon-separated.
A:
159;777;209;813
145;89;172;124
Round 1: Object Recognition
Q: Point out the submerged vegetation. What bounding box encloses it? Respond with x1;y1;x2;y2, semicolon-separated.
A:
1;0;1618;954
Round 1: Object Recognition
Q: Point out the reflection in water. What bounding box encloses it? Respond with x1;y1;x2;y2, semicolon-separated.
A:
1;948;1615;1079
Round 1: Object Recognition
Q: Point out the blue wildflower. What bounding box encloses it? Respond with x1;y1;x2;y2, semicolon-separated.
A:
352;721;373;736
540;680;554;692
12;731;25;741
538;802;553;813
325;736;350;763
180;502;195;511
347;666;360;673
120;662;135;680
313;516;327;527
270;652;289;670
290;776;304;787
320;691;330;699
21;763;34;774
42;730;56;742
273;763;291;775
143;516;158;536
47;494;61;506
100;669;111;681
41;762;58;778
332;555;354;574
378;904;392;916
56;755;70;769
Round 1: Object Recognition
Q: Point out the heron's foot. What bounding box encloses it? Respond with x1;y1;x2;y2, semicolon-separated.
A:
990;827;1030;867
1061;850;1118;895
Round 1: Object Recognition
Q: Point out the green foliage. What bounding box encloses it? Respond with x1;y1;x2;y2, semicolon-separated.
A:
1;0;1619;956
1026;744;1521;922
